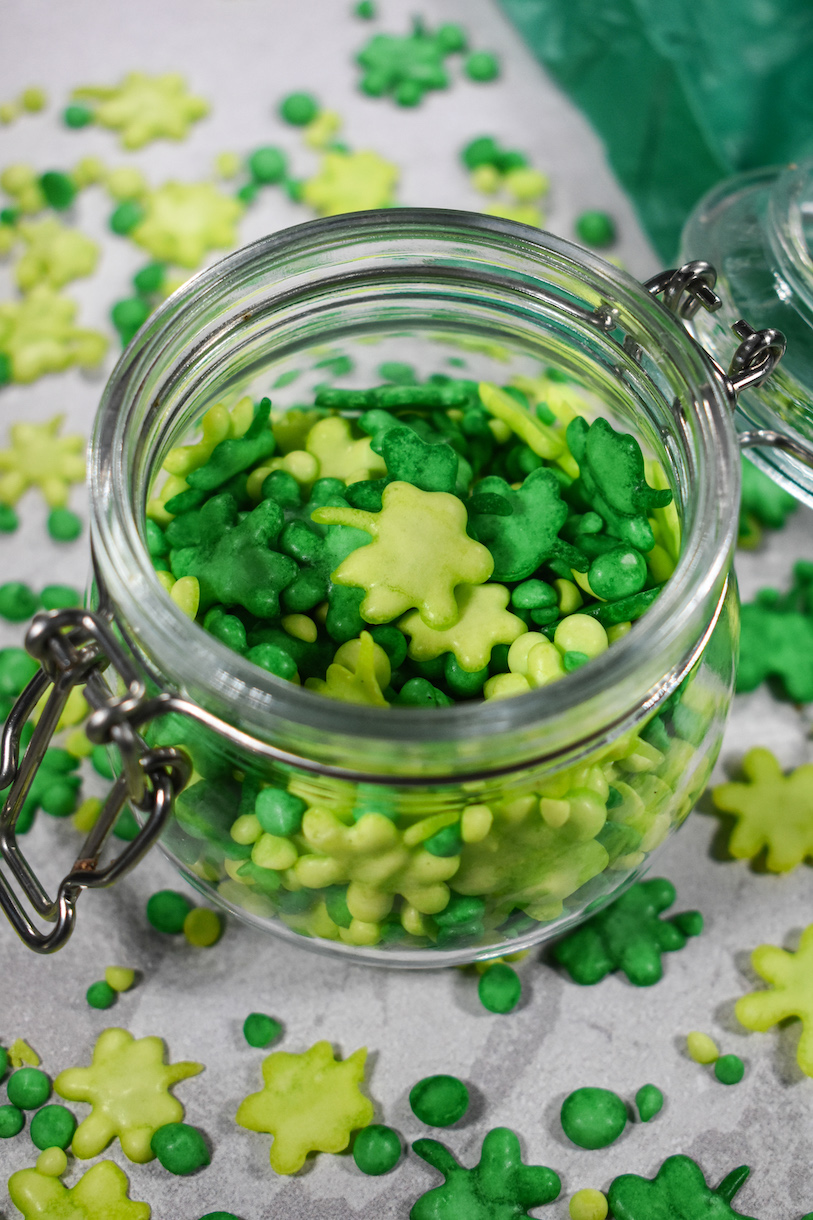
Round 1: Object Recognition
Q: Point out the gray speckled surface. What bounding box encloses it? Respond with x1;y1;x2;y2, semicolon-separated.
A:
1;2;813;1217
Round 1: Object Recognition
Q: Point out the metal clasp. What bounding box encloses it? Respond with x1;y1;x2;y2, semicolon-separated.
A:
0;608;190;953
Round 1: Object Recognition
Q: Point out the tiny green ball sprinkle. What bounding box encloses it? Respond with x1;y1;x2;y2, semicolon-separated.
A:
63;104;93;129
575;210;616;248
30;1104;77;1151
110;200;145;236
197;1214;240;1220
464;51;500;82
86;980;117;1010
40;585;80;610
46;508;82;542
478;963;522;1013
248;146;287;185
0;354;11;387
150;1121;210;1175
242;1013;282;1048
40;171;76;211
111;297;150;340
7;1068;51;1110
113;809;139;841
0;582;38;622
409;1074;469;1127
279;92;319;126
133;262;165;296
635;1083;664;1122
560;1087;627;1149
353;1123;401;1175
0;505;19;532
354;0;375;16
0;1104;24;1138
714;1054;745;1085
146;889;193;934
424;823;462;857
255;789;306;837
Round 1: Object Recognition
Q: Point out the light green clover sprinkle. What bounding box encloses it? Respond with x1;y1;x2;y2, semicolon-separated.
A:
9;1158;150;1220
0;415;85;507
0;287;107;384
305;415;387;483
736;922;813;1078
305;631;391;706
130;182;243;268
312;480;494;629
712;747;813;872
302;150;398;216
72;72;209;150
399;582;526;672
15;219;100;292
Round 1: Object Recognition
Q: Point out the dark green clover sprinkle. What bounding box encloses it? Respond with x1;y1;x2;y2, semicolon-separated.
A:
353;1123;401;1175
133;262;165;295
409;1075;469;1127
0;582;38;622
86;980;117;1010
0;505;19;532
40;585;80;610
40;171;76;211
0;1104;24;1138
464;51;500;82
242;1013;282;1048
255;788;306;836
279;92;319;126
248;147;287;185
635;1083;664;1122
30;1104;77;1150
110;200;145;235
7;1068;51;1110
63;104;93;128
436;23;467;53
575;210;616;248
151;1121;210;1174
46;507;82;542
478;963;522;1014
377;361;416;385
560;1086;627;1149
714;1054;745;1085
146;889;193;934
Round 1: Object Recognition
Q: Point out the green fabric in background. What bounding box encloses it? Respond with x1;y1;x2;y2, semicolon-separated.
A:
497;0;813;260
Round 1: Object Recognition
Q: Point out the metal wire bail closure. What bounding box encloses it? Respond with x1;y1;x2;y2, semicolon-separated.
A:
0;607;190;953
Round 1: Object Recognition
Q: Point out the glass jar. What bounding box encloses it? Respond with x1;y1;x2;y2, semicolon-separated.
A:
680;159;813;505
10;209;787;963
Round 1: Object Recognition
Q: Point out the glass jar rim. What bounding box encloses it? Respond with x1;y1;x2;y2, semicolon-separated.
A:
89;208;739;774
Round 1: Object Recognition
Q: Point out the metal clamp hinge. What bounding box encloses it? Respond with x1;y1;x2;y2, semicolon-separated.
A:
0;608;190;953
645;260;787;401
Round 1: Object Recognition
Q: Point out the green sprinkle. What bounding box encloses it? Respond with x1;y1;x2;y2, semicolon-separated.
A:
150;1122;210;1175
560;1087;627;1149
0;354;11;386
39;171;76;211
464;51;500;82
113;808;139;840
255;788;306;836
575;210;616;248
46;507;82;542
7;1068;51;1110
133;262;166;295
714;1054;745;1085
242;1013;282;1048
40;585;80;610
424;823;462;857
0;504;19;532
353;1123;401;1174
63;104;93;128
86;980;117;1010
0;582;38;622
0;1046;7;1079
30;1104;77;1150
409;1074;469;1126
378;361;416;385
0;1104;24;1138
248;147;287;185
635;1083;664;1122
111;297;150;343
354;0;376;16
110;200;145;235
279;92;320;126
478;963;522;1013
146;889;193;934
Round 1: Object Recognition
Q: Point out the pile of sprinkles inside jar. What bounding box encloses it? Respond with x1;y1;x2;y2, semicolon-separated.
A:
146;366;680;709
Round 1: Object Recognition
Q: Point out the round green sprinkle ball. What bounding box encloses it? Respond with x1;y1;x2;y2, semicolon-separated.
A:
0;505;19;532
111;297;150;341
86;980;117;1010
634;1083;663;1122
40;171;76;211
133;262;166;295
46;508;82;542
560;1087;627;1149
242;1013;282;1048
0;354;11;387
113;809;139;841
40;585;80;610
255;789;306;837
464;51;500;82
478;963;522;1014
354;0;375;15
409;1075;469;1127
7;1068;51;1110
146;889;193;934
248;147;287;185
0;1104;24;1138
197;1213;241;1220
575;210;616;248
63;104;93;128
109;200;145;236
424;824;462;857
150;1122;210;1174
30;1104;77;1151
714;1054;745;1085
0;582;38;622
588;547;647;600
279;92;319;126
353;1123;401;1175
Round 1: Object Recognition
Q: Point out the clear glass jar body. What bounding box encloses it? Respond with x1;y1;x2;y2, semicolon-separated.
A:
681;160;813;506
90;210;739;966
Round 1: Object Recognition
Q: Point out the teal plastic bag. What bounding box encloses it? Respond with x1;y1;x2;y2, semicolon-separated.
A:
498;0;813;260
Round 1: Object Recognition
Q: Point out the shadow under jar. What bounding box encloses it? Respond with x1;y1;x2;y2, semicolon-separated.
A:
89;209;739;966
